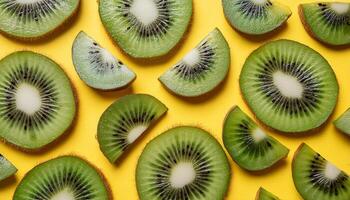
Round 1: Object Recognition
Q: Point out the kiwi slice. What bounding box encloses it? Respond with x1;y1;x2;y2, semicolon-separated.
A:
334;108;350;136
159;28;230;97
14;156;111;199
0;51;76;150
256;187;280;200
299;2;350;46
0;0;80;39
136;126;230;200
222;0;291;35
99;0;192;58
0;154;17;181
292;143;350;200
72;31;136;90
240;39;338;133
97;94;167;163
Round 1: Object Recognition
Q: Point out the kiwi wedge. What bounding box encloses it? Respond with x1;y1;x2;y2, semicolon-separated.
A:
0;154;17;181
99;0;192;58
292;143;350;200
299;2;350;46
0;51;76;150
72;31;136;90
222;0;291;35
334;108;350;136
240;39;338;133
0;0;80;39
159;28;230;97
256;187;280;200
14;156;111;199
136;126;230;200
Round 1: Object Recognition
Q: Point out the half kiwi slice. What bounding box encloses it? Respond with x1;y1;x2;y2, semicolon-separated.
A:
159;28;230;97
334;108;350;136
222;0;291;35
0;51;76;150
0;0;80;39
136;126;230;200
14;156;111;199
240;39;338;133
299;2;350;46
0;154;17;181
99;0;192;58
292;143;350;200
72;31;136;90
256;187;280;200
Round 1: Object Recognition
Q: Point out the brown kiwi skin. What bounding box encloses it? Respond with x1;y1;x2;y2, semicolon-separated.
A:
255;187;263;200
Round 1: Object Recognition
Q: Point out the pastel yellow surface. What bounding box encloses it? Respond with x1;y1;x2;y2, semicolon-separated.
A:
0;0;349;199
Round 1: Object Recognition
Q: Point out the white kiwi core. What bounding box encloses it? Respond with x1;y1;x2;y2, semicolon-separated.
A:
324;162;341;180
182;49;201;67
16;0;43;4
273;71;304;98
251;0;268;5
15;83;42;115
51;188;75;200
127;125;148;144
252;128;267;143
170;162;196;188
130;0;159;26
330;3;350;14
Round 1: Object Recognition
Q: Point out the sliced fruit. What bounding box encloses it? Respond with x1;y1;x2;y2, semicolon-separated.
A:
334;108;350;136
256;187;280;200
0;154;17;181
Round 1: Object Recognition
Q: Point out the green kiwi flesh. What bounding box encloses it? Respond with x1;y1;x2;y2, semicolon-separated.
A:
240;39;338;133
0;154;17;181
159;28;230;97
256;187;280;200
334;108;350;136
136;126;230;200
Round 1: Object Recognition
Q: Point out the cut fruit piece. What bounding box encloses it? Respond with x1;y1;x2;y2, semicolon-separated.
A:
14;156;111;200
99;0;192;58
136;126;230;200
0;154;17;181
292;143;350;200
240;39;338;133
97;94;167;163
72;31;136;90
299;2;350;46
256;187;280;200
159;28;230;97
222;0;291;35
223;106;289;171
0;51;76;150
334;108;350;135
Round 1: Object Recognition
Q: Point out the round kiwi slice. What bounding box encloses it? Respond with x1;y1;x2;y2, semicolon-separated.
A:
292;143;350;200
159;28;230;97
72;31;136;90
240;39;338;133
0;154;17;181
334;108;350;136
98;0;192;58
299;2;350;46
256;187;280;200
136;126;230;200
222;0;291;35
14;156;111;200
0;0;80;39
0;51;76;150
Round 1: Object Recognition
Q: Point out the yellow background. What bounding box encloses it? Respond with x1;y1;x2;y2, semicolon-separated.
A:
1;0;350;199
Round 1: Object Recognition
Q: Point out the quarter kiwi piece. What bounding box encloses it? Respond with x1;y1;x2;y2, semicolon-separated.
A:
299;2;350;46
0;0;80;39
14;156;111;200
334;108;350;136
99;0;192;58
240;39;338;133
256;187;280;200
222;0;291;35
72;31;136;90
0;51;76;150
98;94;167;163
292;143;350;200
223;106;289;171
159;28;230;97
0;154;17;181
136;126;230;200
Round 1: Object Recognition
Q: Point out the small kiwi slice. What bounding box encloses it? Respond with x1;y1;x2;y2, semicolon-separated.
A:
14;156;111;199
299;2;350;46
99;0;192;58
0;154;17;181
256;187;280;200
98;94;167;163
334;108;350;136
72;31;136;90
0;0;80;39
240;39;338;133
292;143;350;200
0;51;76;150
159;28;230;97
136;126;230;200
222;0;291;35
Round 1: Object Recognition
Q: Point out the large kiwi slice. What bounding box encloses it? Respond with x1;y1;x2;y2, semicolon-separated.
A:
72;31;136;90
0;154;17;181
136;126;230;200
98;94;167;163
99;0;192;58
292;143;350;200
256;187;280;200
240;39;338;133
14;156;111;199
222;0;291;35
299;2;350;46
0;51;76;150
334;108;350;136
159;28;230;97
0;0;80;39
223;106;289;171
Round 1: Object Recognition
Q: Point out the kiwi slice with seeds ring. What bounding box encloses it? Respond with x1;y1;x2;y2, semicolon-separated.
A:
0;154;17;181
256;187;280;200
